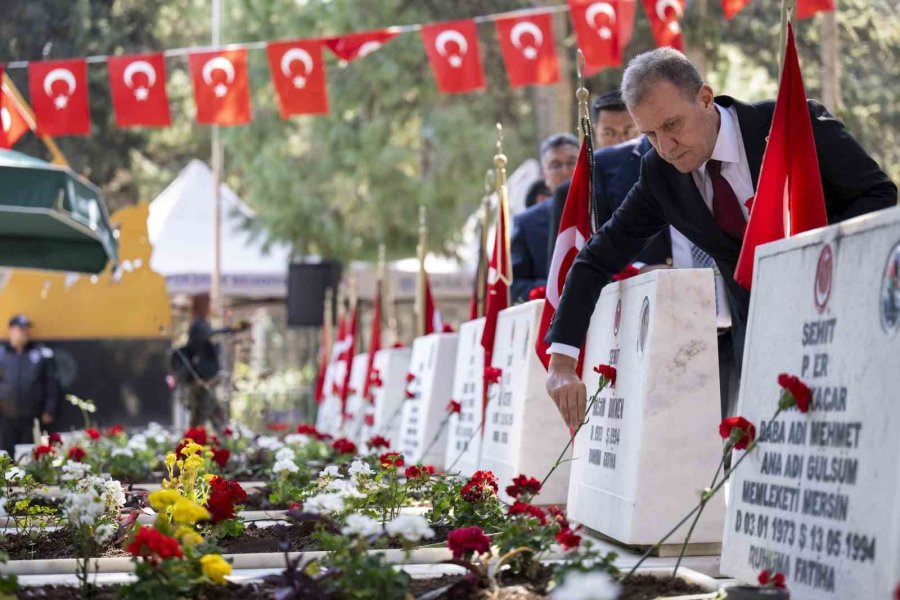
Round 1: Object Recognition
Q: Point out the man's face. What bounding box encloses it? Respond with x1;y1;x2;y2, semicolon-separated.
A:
596;109;639;147
542;144;579;190
9;325;29;349
629;81;719;174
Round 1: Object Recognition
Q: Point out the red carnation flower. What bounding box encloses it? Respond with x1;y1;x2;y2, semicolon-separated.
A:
528;286;546;301
48;432;63;446
182;426;208;446
364;414;375;427
222;426;234;437
593;364;617;386
267;422;289;432
331;438;357;455
205;476;247;522
289;501;301;510
296;423;326;440
556;528;582;550
106;424;124;437
508;501;547;525
505;474;542;499
547;505;569;530
392;342;405;349
127;526;183;560
758;569;786;589
441;323;455;333
367;435;390;450
484;366;502;385
719;416;757;450
67;446;87;462
212;447;230;468
33;444;55;459
446;400;462;414
405;389;415;399
447;526;492;559
777;373;811;413
85;428;101;440
380;452;405;469
406;372;416;383
612;264;640;281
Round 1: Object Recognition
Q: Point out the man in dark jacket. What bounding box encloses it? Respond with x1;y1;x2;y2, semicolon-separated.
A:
0;315;61;456
546;48;897;428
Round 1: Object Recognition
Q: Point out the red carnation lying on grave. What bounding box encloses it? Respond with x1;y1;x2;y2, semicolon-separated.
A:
392;342;405;349
364;414;375;426
379;452;404;469
296;423;327;440
508;501;547;525
612;264;640;281
447;526;492;559
127;526;183;560
67;446;87;462
777;373;811;413
484;366;502;385
593;364;617;386
33;445;54;459
405;465;435;479
206;476;247;522
211;447;230;468
85;428;101;440
331;438;357;455
529;285;546;300
446;400;462;414
719;416;756;450
406;372;416;383
505;474;542;499
405;389;415;399
441;323;455;333
758;569;786;588
555;528;582;550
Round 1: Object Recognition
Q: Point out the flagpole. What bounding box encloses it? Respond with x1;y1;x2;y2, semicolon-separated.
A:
476;169;494;318
575;50;589;144
493;123;510;306
416;205;427;337
210;0;224;323
779;0;797;74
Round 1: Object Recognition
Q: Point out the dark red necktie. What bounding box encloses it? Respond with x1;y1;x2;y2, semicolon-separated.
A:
707;159;746;240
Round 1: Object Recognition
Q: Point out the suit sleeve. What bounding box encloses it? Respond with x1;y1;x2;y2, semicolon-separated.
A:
809;101;897;222
546;162;669;349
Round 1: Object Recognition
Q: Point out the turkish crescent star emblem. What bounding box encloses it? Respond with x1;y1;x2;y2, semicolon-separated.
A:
202;56;236;97
546;225;588;307
510;21;544;60
586;2;617;40
43;68;77;98
656;0;683;34
123;60;157;89
280;47;315;89
435;30;469;68
0;107;9;133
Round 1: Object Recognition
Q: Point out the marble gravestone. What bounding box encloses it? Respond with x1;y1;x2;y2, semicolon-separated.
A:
444;317;486;476
721;207;900;599
398;333;459;466
567;269;725;546
342;353;371;443
359;346;412;450
314;361;342;437
479;300;571;505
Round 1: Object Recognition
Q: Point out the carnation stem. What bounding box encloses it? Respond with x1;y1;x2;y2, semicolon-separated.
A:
672;448;728;576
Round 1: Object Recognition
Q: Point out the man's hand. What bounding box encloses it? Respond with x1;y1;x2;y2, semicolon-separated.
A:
40;412;53;426
546;353;586;429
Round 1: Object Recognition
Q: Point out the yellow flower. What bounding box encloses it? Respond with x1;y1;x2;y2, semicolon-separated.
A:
181;442;204;457
200;553;232;584
184;454;204;472
165;453;177;467
148;489;182;511
174;525;204;547
203;474;216;482
172;498;210;525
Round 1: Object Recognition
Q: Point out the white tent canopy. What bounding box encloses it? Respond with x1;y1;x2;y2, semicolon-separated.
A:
147;160;291;298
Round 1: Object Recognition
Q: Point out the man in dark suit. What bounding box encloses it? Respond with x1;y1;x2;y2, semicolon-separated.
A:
546;48;897;428
511;133;579;302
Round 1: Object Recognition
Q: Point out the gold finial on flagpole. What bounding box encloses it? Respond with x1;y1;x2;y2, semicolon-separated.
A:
575;49;590;143
494;123;507;189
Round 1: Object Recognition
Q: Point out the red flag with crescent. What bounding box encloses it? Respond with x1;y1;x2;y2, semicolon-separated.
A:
0;78;32;149
188;49;251;126
495;13;560;87
108;53;171;128
28;58;91;136
641;0;686;51
568;0;625;75
267;39;329;118
324;29;398;62
420;20;485;94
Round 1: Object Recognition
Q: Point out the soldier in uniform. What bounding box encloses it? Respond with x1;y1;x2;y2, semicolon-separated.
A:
0;315;61;456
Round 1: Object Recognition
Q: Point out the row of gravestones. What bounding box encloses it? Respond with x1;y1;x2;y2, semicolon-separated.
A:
315;207;900;599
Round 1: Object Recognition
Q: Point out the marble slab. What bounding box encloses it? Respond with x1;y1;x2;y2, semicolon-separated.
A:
359;347;412;449
443;318;486;476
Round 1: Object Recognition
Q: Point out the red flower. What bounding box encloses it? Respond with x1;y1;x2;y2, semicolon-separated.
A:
222;426;234;437
205;476;247;522
406;465;436;479
547;505;569;530
505;474;542;499
85;428;101;440
593;364;617;386
380;452;405;469
719;416;757;450
364;414;375;427
406;372;416;383
67;446;87;462
367;435;390;450
289;501;301;510
331;438;357;455
777;373;811;413
484;366;502;385
33;445;55;459
48;432;63;446
182;426;208;446
446;400;462;414
296;423;326;440
447;526;492;559
212;447;230;468
392;342;405;349
267;422;289;432
106;424;124;437
528;286;547;300
461;470;499;503
405;389;415;399
126;526;183;560
508;501;547;525
612;264;640;281
441;323;456;333
757;569;786;589
555;528;582;550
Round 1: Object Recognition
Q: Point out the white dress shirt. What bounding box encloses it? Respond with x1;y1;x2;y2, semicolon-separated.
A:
549;104;753;360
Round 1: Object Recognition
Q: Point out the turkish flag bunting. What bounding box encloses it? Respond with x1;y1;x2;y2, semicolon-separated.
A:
324;29;398;62
108;53;171;128
338;306;358;423
0;80;32;149
722;0;752;19
188;49;252;126
536;134;592;375
496;13;560;87
798;0;834;19
420;20;485;94
313;308;332;405
734;24;827;290
267;40;329;118
568;0;624;75
641;0;686;51
28;58;90;136
362;280;382;403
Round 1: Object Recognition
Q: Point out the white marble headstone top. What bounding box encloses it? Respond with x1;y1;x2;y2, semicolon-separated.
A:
343;353;371;443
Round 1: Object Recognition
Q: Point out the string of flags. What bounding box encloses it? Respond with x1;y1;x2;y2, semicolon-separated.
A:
0;0;834;144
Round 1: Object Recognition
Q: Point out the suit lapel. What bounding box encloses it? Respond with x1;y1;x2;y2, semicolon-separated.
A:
718;95;771;192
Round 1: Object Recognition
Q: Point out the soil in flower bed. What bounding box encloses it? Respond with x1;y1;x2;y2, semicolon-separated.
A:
1;528;124;561
618;573;706;600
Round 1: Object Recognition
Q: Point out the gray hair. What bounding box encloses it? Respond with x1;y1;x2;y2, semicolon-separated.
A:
539;132;579;160
621;48;703;108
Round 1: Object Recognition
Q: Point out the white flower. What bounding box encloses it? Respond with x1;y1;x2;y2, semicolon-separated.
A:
0;496;7;517
321;465;342;478
127;434;148;453
551;572;621;600
64;492;105;527
257;436;285;451
274;447;296;463
385;514;434;542
102;480;126;513
284;434;311;446
303;492;345;516
326;478;365;499
0;450;8;458
4;466;25;481
273;458;299;475
76;475;107;494
348;460;374;479
111;447;134;458
61;461;92;482
94;523;116;544
341;513;382;538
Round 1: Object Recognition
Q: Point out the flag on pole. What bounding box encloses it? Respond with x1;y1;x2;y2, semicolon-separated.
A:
0;76;32;149
568;0;625;74
362;280;382;403
495;13;560;87
339;306;358;423
535;122;594;375
28;58;91;136
734;23;827;290
641;0;686;51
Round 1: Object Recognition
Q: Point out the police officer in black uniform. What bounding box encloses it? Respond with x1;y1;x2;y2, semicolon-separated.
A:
0;315;61;456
